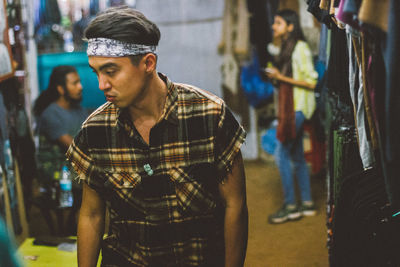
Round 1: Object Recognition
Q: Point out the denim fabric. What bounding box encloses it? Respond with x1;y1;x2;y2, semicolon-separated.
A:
318;24;329;65
275;111;312;205
346;30;375;169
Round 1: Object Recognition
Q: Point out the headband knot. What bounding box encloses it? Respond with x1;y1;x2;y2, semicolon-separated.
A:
87;38;157;57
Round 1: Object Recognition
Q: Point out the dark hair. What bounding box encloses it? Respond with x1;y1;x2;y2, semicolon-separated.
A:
275;9;306;75
276;9;305;42
33;65;77;116
84;6;161;65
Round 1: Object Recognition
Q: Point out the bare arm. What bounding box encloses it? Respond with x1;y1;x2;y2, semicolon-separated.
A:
265;67;315;91
57;134;74;149
78;183;105;267
219;151;248;267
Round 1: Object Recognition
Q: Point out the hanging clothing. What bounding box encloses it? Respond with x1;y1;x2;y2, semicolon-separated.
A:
306;0;332;27
246;0;276;67
346;29;375;169
358;0;390;32
219;0;251;130
326;25;354;129
0;93;8;166
382;0;400;210
90;0;100;16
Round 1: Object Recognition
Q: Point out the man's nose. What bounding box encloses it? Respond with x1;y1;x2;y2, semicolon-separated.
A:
98;75;110;91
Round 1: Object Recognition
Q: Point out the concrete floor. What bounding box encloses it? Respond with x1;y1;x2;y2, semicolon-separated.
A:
244;159;329;267
27;158;329;266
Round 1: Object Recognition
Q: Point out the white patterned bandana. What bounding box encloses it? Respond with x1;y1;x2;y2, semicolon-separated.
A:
87;38;157;57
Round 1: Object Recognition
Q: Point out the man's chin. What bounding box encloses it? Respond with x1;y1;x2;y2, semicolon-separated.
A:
69;98;82;106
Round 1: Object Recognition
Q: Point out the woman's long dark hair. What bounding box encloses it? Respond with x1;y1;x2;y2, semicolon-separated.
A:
275;9;306;75
33;65;77;116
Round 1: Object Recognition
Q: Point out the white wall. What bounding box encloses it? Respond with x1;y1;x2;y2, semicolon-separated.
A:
136;0;224;97
136;0;258;159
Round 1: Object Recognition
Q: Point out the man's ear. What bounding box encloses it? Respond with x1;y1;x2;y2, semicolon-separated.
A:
57;85;65;96
143;53;157;73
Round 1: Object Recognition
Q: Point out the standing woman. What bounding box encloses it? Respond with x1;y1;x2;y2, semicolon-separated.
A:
265;9;318;224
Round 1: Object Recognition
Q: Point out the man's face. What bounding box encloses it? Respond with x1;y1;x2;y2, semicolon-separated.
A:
63;72;83;104
88;56;149;109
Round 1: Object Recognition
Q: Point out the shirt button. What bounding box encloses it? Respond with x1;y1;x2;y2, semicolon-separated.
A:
143;164;153;176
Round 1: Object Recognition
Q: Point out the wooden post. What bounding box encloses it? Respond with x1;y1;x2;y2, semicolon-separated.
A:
14;159;29;244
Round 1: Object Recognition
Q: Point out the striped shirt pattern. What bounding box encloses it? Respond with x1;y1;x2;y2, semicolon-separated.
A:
66;74;246;266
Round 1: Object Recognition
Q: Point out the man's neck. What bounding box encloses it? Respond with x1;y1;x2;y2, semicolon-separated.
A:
128;72;168;124
56;97;71;110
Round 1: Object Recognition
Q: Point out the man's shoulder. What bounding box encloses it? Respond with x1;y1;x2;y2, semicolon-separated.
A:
174;82;224;107
81;102;115;128
39;103;66;122
41;102;60;114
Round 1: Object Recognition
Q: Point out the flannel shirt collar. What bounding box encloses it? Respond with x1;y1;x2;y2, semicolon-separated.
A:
115;73;178;132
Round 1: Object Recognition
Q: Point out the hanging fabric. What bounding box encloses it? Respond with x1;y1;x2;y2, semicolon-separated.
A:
90;0;100;16
239;53;274;108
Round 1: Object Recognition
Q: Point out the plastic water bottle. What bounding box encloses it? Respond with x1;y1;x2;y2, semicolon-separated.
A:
59;165;73;208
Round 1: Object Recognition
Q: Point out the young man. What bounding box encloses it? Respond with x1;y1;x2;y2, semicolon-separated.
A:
34;65;88;235
66;6;248;267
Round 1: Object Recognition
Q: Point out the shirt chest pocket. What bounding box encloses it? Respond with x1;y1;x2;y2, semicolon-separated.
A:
103;171;147;214
168;164;218;217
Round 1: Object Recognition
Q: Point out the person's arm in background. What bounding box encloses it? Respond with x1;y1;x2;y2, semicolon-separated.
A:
58;108;89;149
266;42;318;91
77;183;105;267
39;110;74;149
57;134;74;148
219;151;248;267
265;66;316;90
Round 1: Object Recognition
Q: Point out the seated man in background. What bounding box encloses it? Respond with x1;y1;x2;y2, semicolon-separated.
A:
33;65;88;236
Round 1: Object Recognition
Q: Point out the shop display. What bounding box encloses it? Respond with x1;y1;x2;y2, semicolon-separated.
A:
0;0;15;82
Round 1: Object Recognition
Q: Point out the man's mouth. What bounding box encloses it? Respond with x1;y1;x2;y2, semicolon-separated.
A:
105;95;115;102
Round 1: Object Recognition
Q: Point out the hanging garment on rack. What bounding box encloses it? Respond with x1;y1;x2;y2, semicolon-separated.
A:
318;24;329;65
346;29;375;169
326;25;354;128
306;0;332;27
358;0;390;32
332;127;363;204
381;0;400;210
219;0;251;130
330;167;398;267
90;0;100;16
0;93;8;166
336;0;361;30
220;0;250;60
319;0;330;10
246;0;277;67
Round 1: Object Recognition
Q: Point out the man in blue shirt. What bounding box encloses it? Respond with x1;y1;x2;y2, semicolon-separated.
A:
34;65;88;236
